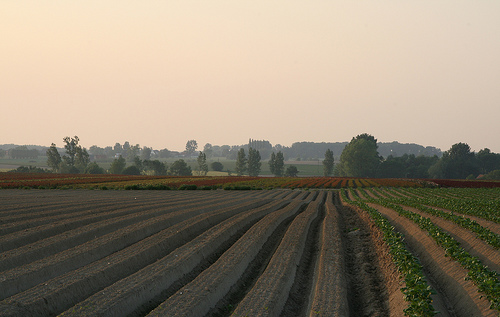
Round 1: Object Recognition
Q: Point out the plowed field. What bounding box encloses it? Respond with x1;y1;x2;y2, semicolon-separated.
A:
1;188;499;316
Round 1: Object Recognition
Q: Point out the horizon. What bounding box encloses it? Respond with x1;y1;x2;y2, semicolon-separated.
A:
2;2;499;153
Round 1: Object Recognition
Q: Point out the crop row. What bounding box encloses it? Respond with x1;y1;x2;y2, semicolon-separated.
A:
340;189;436;316
361;189;500;312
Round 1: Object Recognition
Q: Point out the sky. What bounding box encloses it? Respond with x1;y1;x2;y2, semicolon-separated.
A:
2;1;500;153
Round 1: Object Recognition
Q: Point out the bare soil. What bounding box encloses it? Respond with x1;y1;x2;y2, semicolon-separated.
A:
1;189;493;316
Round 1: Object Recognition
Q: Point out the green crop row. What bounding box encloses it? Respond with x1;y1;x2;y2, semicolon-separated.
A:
380;188;500;250
371;199;500;312
341;189;437;316
393;188;500;224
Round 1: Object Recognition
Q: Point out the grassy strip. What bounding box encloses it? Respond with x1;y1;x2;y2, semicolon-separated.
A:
341;189;436;316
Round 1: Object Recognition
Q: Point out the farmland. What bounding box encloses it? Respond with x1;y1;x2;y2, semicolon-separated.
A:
1;180;500;316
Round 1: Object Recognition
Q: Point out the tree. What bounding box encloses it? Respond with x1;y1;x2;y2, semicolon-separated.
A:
143;160;168;175
269;151;285;177
62;136;80;167
169;159;192;176
203;143;213;158
141;146;152;160
322;149;334;176
109;156;126;174
113;143;123;154
127;144;141;159
476;148;500;174
185;140;198;156
196;152;208;176
75;147;90;172
338;133;381;177
85;162;105;174
235;148;247;176
284;165;299;177
429;143;479;179
211;161;224;172
46;143;62;172
122;165;141;175
269;152;276;175
248;147;262;177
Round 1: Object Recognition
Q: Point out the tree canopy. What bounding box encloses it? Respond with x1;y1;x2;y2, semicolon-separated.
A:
169;159;192;176
235;148;247;176
248;147;262;177
269;151;284;177
338;133;381;177
322;149;334;176
429;143;479;179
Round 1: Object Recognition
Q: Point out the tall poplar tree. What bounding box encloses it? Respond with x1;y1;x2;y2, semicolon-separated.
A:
235;148;247;176
323;149;334;176
248;147;262;177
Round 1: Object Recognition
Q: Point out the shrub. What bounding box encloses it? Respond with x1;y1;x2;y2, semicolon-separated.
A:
178;184;198;190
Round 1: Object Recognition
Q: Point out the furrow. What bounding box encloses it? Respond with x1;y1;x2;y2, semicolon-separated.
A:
146;200;305;317
0;197;224;271
230;192;323;316
0;194;230;253
306;191;349;316
56;198;283;317
0;196;257;300
0;199;273;317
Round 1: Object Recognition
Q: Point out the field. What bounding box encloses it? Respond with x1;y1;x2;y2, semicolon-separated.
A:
1;184;499;316
2;172;500;190
0;157;330;177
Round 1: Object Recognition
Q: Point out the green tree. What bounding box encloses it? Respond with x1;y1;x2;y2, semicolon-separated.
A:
248;147;262;177
269;152;276;175
113;143;123;154
273;151;285;177
476;148;500;174
62;136;80;167
109;156;126;174
197;152;208;176
127;144;140;159
141;146;152;161
338;133;381;177
185;140;198;156
143;160;167;175
170;159;192;176
46;143;62;172
85;162;105;174
322;149;334;176
203;143;213;158
75;147;90;172
122;165;141;175
210;161;224;172
429;143;479;179
284;165;299;177
235;148;247;176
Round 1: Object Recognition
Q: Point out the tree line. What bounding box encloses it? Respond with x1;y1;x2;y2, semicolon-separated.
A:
6;135;500;180
334;133;500;180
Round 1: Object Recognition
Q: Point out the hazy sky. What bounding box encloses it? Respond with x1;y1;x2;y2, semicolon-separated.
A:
2;1;499;153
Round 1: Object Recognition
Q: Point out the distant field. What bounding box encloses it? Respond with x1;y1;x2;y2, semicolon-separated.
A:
0;157;327;176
